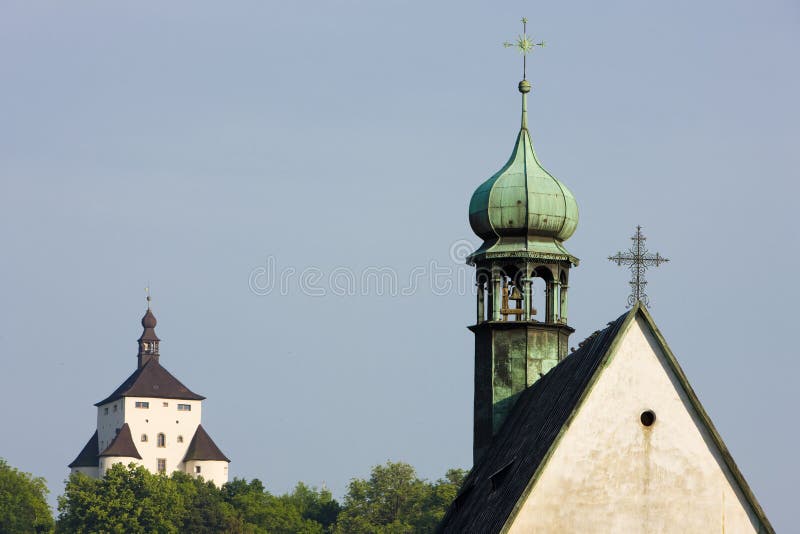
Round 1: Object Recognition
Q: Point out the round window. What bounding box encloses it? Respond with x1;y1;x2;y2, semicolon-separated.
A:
640;410;656;427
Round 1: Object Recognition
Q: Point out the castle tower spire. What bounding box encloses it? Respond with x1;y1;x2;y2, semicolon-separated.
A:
469;22;578;463
137;287;160;368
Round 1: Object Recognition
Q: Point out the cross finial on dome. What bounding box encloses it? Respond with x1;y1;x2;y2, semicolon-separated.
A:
145;283;151;309
504;18;545;130
503;17;545;83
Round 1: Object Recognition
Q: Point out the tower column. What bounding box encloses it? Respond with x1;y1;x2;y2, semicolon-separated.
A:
491;269;502;321
560;283;569;323
522;275;532;321
544;281;553;323
553;280;562;322
476;281;485;323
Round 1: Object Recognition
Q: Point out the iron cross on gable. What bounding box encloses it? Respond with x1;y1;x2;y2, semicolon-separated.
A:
608;225;669;308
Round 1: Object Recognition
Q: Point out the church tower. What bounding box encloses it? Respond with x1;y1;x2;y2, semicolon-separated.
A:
468;63;579;462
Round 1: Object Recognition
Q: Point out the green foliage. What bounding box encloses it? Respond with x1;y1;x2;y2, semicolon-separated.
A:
55;461;465;533
56;464;192;533
333;462;467;534
222;478;325;533
0;458;54;534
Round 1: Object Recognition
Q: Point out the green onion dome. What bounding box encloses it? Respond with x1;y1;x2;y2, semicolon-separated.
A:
468;80;579;263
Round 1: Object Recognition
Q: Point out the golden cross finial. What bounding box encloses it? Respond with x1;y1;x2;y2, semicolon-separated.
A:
503;17;545;80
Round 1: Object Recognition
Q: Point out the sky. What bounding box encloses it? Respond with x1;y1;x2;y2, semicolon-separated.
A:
0;0;798;529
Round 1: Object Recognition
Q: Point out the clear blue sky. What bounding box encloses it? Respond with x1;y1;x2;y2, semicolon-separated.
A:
1;1;797;530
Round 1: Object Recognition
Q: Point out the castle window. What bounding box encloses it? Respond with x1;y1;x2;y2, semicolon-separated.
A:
157;459;166;473
113;404;118;412
135;401;149;409
177;435;184;443
162;402;169;407
195;466;201;474
104;407;109;415
141;434;148;442
157;433;166;447
177;404;191;411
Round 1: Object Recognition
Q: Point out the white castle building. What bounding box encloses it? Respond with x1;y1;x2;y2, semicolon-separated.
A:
69;303;230;486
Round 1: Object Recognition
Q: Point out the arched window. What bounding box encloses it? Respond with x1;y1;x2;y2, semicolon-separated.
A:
177;435;184;444
157;433;166;447
141;434;148;442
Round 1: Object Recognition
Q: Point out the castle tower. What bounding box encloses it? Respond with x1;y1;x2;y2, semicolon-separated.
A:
468;75;579;463
137;300;160;368
69;301;230;485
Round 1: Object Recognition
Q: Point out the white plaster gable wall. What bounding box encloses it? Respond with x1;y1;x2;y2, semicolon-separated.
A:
506;316;762;534
184;460;229;487
122;397;202;476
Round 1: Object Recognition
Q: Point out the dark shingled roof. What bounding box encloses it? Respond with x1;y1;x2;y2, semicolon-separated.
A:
68;430;99;468
99;423;142;459
183;425;230;463
437;311;628;533
95;360;205;406
438;306;775;534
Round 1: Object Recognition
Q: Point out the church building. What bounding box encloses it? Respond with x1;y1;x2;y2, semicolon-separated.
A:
438;30;774;533
68;302;230;486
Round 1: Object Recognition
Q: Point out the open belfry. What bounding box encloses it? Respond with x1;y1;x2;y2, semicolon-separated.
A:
437;20;774;533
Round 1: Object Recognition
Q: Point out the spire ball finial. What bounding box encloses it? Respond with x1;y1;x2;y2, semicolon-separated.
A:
145;284;151;309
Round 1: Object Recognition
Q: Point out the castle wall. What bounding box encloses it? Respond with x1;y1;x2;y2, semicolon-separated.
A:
122;397;202;475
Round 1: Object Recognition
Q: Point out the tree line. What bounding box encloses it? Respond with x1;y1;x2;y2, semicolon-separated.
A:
0;458;465;533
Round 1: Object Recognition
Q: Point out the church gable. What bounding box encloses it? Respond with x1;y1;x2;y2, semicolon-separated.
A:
438;313;629;533
504;311;771;533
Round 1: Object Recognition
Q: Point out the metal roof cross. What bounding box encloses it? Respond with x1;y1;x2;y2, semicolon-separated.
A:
503;17;545;80
608;225;669;308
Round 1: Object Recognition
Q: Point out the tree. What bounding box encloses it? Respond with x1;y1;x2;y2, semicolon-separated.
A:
222;478;325;534
57;464;185;533
0;458;54;534
57;465;245;533
170;472;243;533
282;483;341;532
55;461;464;533
333;461;459;534
413;469;467;532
